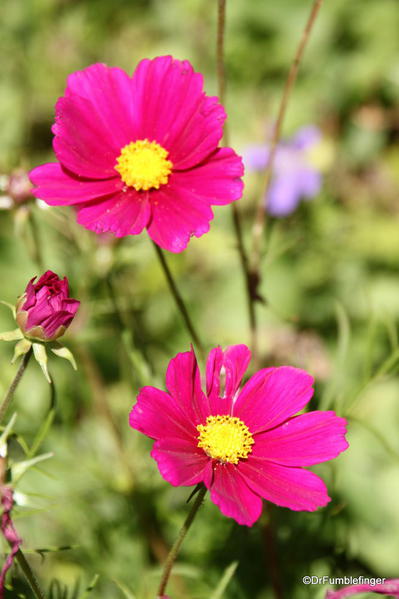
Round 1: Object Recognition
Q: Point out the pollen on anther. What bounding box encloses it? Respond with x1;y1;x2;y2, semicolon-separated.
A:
196;414;254;465
115;139;173;191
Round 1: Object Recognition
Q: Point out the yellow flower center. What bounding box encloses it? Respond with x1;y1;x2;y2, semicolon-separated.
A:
197;415;254;464
115;139;173;191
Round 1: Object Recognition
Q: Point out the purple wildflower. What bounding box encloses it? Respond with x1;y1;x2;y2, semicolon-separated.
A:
244;125;323;216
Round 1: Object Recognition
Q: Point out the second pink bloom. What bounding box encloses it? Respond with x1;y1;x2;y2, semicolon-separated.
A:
130;345;349;526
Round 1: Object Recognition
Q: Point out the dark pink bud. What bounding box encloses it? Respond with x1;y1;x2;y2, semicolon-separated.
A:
16;271;80;342
0;486;22;598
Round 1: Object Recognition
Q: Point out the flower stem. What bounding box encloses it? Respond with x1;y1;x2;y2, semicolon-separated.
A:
249;0;324;365
152;242;204;358
0;348;33;425
216;0;256;346
263;507;284;599
15;548;46;599
27;210;45;271
156;485;207;598
216;0;227;124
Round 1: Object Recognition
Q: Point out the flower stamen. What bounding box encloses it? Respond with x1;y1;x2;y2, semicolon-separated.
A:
115;139;173;191
197;415;254;464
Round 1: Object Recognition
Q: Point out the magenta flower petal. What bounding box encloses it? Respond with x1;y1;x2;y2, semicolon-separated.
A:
129;346;348;526
130;56;226;169
146;183;214;253
165;348;210;425
239;458;330;511
204;463;262;527
130;386;197;442
30;163;121;206
151;438;210;487
253;411;349;466
233;367;314;434
38;311;75;338
326;579;399;598
76;191;150;237
172;147;244;204
64;63;138;149
144;150;243;252
206;344;251;414
30;56;243;251
205;346;224;397
53;95;120;178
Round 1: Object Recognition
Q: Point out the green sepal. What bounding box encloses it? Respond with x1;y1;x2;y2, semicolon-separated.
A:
0;300;16;318
51;345;77;370
0;328;23;342
12;338;32;363
32;343;51;383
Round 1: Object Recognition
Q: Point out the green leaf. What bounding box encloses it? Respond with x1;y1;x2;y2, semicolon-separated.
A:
210;561;239;599
112;579;136;599
0;328;23;342
32;343;51;383
34;544;78;557
12;451;53;483
78;574;99;599
28;409;55;458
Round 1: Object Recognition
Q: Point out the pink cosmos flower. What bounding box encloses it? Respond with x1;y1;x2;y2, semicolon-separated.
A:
326;580;399;598
16;270;80;341
129;345;349;526
29;56;244;253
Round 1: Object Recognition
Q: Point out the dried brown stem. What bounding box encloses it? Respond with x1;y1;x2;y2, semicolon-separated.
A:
249;0;324;366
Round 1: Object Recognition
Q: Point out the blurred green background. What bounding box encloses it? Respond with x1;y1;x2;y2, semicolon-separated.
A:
1;0;399;597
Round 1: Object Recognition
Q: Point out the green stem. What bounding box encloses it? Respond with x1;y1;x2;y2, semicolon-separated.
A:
216;0;228;120
0;348;33;425
216;0;256;351
27;210;45;271
15;548;46;599
156;485;207;598
152;242;204;358
263;506;284;599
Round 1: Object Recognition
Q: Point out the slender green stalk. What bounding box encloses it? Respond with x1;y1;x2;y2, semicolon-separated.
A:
15;548;46;599
216;0;257;350
248;0;324;365
0;348;33;425
263;506;284;599
27;210;45;271
152;242;204;358
157;485;207;598
216;0;228;127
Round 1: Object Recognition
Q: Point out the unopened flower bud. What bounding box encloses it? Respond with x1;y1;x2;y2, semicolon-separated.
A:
1;169;33;207
15;271;80;342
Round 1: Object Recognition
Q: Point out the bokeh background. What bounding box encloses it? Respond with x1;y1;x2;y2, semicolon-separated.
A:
1;0;399;597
